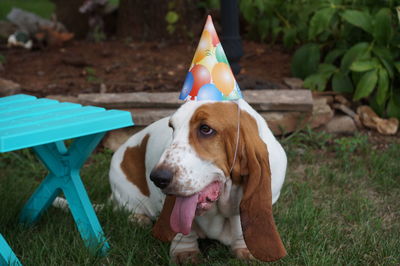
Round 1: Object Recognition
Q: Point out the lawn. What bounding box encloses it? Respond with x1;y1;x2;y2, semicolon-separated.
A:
0;0;54;20
0;130;399;265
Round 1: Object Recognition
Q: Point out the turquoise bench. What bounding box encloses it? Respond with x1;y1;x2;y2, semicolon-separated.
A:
0;94;134;265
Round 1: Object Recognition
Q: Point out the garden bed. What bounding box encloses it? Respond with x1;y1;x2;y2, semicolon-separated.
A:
1;40;291;96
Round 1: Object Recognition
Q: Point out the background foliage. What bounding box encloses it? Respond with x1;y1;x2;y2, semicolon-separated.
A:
1;0;400;117
238;0;400;119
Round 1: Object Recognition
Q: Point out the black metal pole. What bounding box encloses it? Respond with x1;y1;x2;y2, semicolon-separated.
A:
220;0;243;75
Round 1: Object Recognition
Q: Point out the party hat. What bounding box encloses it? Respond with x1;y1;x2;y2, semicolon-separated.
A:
179;15;242;101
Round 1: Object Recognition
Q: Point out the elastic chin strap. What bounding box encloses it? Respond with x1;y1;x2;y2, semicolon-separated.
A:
229;100;241;174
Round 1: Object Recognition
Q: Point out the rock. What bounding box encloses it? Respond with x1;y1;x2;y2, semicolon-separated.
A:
0;78;21;96
309;97;334;128
116;110;313;136
313;94;334;105
243;90;313;112
78;90;314;112
262;112;311;135
124;108;176;126
7;8;66;36
333;103;363;128
312;91;336;105
324;115;357;134
283;77;304;89
46;95;81;103
48;90;315;136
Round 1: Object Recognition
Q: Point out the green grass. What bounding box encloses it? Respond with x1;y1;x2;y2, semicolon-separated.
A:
0;131;399;265
0;0;54;20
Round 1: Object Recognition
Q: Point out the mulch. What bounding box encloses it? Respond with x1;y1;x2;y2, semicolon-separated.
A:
1;40;292;97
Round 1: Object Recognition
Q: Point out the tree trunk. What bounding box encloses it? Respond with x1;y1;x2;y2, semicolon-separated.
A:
117;0;201;41
51;0;89;39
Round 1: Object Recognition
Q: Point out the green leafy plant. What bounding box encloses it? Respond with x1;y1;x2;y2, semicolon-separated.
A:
239;0;322;47
291;1;400;119
165;1;180;35
85;67;101;83
333;134;368;170
165;11;179;34
0;54;5;64
236;1;400;118
92;25;106;43
197;0;220;11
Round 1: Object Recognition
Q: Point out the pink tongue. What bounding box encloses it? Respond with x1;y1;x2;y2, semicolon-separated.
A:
170;194;198;235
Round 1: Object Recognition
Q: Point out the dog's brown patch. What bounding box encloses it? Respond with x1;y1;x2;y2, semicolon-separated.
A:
188;102;254;184
188;102;287;261
121;134;150;196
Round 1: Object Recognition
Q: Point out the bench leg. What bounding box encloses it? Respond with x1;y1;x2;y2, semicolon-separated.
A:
19;173;61;225
62;170;109;255
0;234;21;266
19;133;109;255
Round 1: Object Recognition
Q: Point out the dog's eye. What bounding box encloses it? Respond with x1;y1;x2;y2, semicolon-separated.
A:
199;124;215;136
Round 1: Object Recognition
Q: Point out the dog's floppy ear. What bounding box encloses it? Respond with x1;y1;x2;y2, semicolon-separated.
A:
152;195;177;242
231;112;286;262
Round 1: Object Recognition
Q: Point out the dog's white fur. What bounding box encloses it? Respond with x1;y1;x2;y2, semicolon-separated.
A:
108;99;287;262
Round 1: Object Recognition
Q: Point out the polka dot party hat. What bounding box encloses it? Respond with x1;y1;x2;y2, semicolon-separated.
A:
179;15;242;101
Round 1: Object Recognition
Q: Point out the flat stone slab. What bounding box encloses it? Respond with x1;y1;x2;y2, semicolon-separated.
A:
49;90;319;135
77;90;313;112
262;112;311;135
103;111;314;150
123;108;175;126
243;90;313;112
123;108;312;135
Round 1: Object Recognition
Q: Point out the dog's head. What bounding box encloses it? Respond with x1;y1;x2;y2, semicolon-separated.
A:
151;100;286;261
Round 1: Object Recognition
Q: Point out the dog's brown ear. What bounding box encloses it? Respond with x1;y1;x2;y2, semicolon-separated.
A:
152;195;177;242
235;113;286;262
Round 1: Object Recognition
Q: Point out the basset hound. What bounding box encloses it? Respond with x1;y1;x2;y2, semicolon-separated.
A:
109;99;287;263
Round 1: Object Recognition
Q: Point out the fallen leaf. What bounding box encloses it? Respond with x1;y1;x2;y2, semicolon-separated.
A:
376;117;399;135
357;105;379;129
357;105;399;135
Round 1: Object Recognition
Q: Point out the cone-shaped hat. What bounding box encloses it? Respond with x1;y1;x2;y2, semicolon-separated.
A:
179;15;242;101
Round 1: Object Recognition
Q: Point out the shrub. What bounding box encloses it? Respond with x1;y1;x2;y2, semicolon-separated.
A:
238;0;400;119
290;1;400;118
239;0;321;47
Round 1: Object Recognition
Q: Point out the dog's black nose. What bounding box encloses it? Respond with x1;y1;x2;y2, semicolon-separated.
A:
150;168;173;189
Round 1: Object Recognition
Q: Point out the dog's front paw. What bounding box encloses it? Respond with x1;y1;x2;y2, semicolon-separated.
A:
172;250;202;265
233;248;255;260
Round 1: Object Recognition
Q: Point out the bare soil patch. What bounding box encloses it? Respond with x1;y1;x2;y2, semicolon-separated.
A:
1;40;291;97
